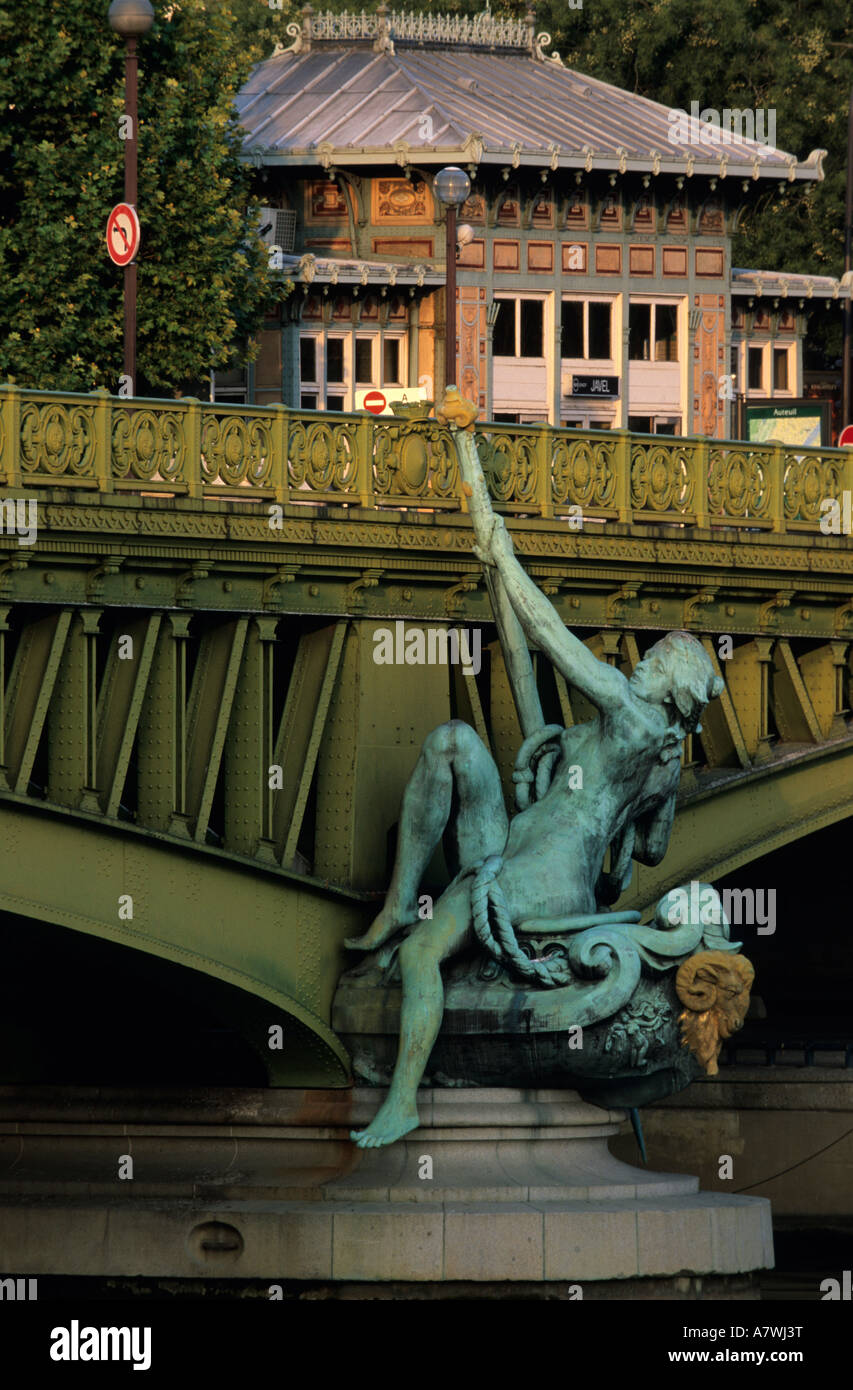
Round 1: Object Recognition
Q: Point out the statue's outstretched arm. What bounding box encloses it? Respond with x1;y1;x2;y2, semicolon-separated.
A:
453;429;626;713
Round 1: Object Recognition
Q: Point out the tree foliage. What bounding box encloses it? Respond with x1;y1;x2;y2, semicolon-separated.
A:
0;0;290;394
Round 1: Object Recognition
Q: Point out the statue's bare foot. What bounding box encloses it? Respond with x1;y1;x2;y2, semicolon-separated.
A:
345;904;416;952
350;1099;420;1148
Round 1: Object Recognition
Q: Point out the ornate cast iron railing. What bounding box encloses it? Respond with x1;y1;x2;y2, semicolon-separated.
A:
0;384;850;535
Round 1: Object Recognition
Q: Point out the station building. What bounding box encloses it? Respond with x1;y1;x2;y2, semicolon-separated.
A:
228;6;846;438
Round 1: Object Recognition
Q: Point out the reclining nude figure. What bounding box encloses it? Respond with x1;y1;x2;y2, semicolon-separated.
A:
347;425;723;1148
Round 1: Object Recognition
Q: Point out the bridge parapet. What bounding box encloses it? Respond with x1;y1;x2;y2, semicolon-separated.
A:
0;383;850;534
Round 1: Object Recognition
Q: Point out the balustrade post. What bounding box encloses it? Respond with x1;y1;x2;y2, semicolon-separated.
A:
536;424;554;519
0;384;21;488
270;404;289;505
90;388;114;494
181;397;203;500
355;413;375;509
769;442;785;534
693;434;710;530
613;429;632;525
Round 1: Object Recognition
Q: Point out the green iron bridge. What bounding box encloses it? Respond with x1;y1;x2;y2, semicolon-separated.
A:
1;382;852;1086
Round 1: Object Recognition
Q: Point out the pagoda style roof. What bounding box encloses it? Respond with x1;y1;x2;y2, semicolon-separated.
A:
237;7;824;184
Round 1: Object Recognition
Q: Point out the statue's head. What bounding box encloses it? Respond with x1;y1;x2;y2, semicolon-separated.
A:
628;631;724;733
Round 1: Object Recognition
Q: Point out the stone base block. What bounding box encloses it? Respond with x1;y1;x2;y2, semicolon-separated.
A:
0;1087;774;1284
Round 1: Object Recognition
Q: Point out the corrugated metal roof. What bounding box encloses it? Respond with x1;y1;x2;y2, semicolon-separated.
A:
237;40;824;182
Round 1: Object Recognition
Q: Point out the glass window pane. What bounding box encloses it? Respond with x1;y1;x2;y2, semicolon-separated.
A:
588;302;611;359
355;337;373;384
520;299;544;357
327;339;345;383
654;304;678;362
773;348;788;390
628;415;653;433
492;300;516;356
383;338;401;383
299;337;317;382
326;395;345;411
560;301;583;358
628;303;651;361
300;394;318;410
748;347;763;390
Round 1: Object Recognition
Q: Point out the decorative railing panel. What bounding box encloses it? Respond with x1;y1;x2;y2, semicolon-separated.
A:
1;384;851;536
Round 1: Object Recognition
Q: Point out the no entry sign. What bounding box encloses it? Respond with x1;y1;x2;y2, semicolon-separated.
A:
838;424;853;447
106;203;141;267
361;390;387;415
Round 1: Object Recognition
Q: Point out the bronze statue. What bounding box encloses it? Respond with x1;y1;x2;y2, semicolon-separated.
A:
345;417;732;1149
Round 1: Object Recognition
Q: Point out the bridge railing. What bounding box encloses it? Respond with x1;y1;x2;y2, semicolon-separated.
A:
0;383;849;533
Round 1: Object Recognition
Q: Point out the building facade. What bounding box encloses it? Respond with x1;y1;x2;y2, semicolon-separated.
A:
230;7;839;438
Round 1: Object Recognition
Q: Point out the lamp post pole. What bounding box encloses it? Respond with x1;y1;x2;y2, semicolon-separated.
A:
108;0;154;396
843;86;853;429
444;201;457;388
434;166;471;391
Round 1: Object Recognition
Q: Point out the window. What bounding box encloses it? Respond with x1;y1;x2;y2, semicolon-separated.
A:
300;338;317;383
520;300;544;357
492;300;515;357
355;338;373;384
629;415;681;435
493;296;545;358
629;304;652;361
748;346;764;390
655;305;678;362
588;302;611;359
383;338;401;384
629;302;679;362
327;339;345;383
561;302;583;358
773;347;789;391
299;330;406;409
212;365;248;404
561;299;612;360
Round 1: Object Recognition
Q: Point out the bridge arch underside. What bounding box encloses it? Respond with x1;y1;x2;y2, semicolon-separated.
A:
0;799;366;1087
627;734;853;914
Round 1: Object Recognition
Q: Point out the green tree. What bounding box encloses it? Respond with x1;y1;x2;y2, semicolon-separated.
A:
0;0;290;394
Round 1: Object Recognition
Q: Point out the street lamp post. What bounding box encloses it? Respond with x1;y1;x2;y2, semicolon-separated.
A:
434;166;471;388
108;0;154;395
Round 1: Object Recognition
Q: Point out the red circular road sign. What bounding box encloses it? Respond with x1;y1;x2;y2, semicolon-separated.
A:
839;424;853;447
363;390;387;415
106;203;141;267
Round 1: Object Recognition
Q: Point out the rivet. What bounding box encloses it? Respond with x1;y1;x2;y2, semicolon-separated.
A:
309;585;319;597
223;582;233;593
136;577;146;590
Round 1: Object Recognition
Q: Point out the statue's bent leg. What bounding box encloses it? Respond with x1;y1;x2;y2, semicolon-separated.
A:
351;879;473;1148
346;720;507;951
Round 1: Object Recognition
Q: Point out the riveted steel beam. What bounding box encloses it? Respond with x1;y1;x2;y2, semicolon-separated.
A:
5;609;72;796
98;613;162;820
223;617;279;861
136;613;192;835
